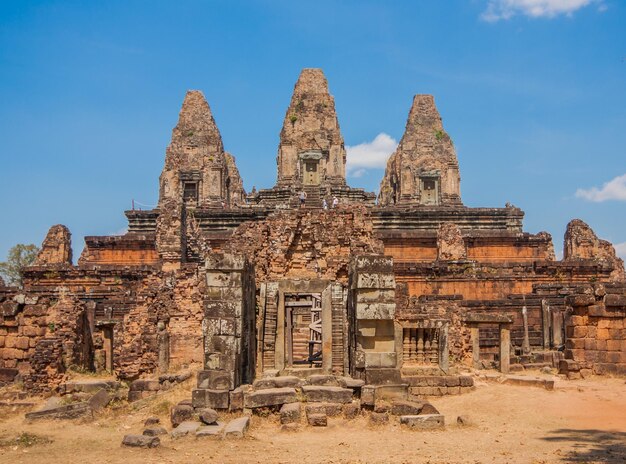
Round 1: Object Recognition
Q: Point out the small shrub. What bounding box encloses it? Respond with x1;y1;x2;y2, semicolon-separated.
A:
289;114;298;124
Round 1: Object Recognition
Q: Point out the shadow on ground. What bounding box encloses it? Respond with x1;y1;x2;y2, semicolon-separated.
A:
542;429;626;463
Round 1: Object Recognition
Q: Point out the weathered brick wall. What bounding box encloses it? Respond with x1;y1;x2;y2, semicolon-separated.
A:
565;283;626;375
223;207;384;285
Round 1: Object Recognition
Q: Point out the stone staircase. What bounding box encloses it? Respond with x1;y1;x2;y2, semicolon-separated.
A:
303;186;322;208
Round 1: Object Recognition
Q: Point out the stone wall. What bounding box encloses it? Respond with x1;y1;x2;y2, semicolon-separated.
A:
564;283;626;375
223;206;384;285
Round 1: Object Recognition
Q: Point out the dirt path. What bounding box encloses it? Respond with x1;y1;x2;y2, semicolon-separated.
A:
1;376;625;464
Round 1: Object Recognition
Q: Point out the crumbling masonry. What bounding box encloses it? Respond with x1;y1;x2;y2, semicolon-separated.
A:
1;68;625;403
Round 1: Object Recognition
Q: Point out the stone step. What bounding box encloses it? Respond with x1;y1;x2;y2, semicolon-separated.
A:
252;376;302;390
502;375;555;390
301;385;353;404
244;387;298;408
281;367;324;379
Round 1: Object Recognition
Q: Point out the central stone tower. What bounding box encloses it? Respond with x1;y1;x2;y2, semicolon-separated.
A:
253;68;375;206
276;68;347;189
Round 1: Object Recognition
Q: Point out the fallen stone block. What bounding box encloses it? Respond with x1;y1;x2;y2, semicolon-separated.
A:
243;387;297;408
305;402;343;417
280;402;301;424
196;422;225;438
307;413;327;427
198;408;218;425
25;402;93;421
421;403;440;415
224;416;250;438
143;427;168;436
302;386;353;404
171;404;194;427
171;421;202;438
122;434;160;448
400;414;445;430
391;400;424;416
144;416;160;426
88;389;112;412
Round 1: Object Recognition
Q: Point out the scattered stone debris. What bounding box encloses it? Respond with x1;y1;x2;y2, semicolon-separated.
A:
121;434;160;448
400;414;445;430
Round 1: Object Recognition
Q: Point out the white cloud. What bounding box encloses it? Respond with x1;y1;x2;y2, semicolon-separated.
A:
481;0;602;22
575;173;626;202
615;242;626;260
346;133;397;178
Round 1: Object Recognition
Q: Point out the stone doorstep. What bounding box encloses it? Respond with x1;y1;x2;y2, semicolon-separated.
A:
243;387;298;408
196;422;226;438
400;414;445;430
252;376;302;390
301;386;353;404
502;375;555;391
25;402;93;421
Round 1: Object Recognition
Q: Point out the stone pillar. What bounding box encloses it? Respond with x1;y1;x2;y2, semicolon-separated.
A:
541;299;551;349
321;285;333;374
499;324;510;374
552;310;564;347
522;306;531;355
438;324;449;374
471;326;481;369
275;291;286;372
157;322;170;374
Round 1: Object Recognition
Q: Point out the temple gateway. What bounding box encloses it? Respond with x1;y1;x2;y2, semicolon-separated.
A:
1;69;624;406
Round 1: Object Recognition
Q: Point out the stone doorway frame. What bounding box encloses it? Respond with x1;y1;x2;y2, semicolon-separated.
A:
463;314;513;374
274;280;333;374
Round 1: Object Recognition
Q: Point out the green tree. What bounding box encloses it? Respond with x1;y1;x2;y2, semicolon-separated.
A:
0;244;39;287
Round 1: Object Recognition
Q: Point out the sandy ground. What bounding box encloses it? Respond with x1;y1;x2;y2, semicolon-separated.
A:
1;374;625;464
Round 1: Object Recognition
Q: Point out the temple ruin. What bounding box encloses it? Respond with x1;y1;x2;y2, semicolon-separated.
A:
1;68;625;417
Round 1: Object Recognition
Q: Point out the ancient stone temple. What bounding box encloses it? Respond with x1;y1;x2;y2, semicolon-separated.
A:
1;68;625;405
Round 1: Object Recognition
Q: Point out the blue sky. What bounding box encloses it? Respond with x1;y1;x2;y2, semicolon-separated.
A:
0;0;624;261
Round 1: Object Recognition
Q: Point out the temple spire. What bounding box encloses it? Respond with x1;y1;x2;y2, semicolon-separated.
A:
379;95;461;206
